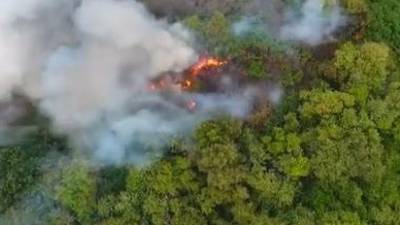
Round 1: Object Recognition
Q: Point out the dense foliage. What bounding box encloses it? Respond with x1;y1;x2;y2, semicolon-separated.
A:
366;0;400;51
1;0;400;225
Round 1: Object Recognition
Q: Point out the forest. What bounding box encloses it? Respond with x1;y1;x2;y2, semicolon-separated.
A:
1;0;400;224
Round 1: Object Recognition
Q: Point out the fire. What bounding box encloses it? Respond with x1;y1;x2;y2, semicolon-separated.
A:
190;57;227;77
148;56;227;92
147;56;227;112
181;79;192;89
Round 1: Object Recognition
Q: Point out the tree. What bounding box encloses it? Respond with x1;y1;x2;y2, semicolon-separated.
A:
341;0;367;14
366;0;400;50
334;42;392;102
299;89;355;120
0;147;39;212
56;161;96;225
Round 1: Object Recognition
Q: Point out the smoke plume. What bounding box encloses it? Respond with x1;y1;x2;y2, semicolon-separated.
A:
0;0;347;165
233;0;346;45
280;0;346;45
0;0;257;165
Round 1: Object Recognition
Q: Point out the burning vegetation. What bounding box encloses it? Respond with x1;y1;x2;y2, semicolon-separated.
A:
3;0;400;225
148;56;228;92
148;56;229;111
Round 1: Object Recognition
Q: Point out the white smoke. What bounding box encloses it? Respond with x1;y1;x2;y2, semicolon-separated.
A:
0;0;257;165
232;17;259;36
280;0;346;45
232;0;346;45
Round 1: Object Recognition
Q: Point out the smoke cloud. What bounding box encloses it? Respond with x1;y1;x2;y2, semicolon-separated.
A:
233;0;346;45
0;0;346;165
0;0;258;165
280;0;346;45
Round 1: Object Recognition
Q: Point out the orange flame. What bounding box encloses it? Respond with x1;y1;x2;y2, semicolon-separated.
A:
148;56;228;94
181;79;192;89
190;57;227;77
